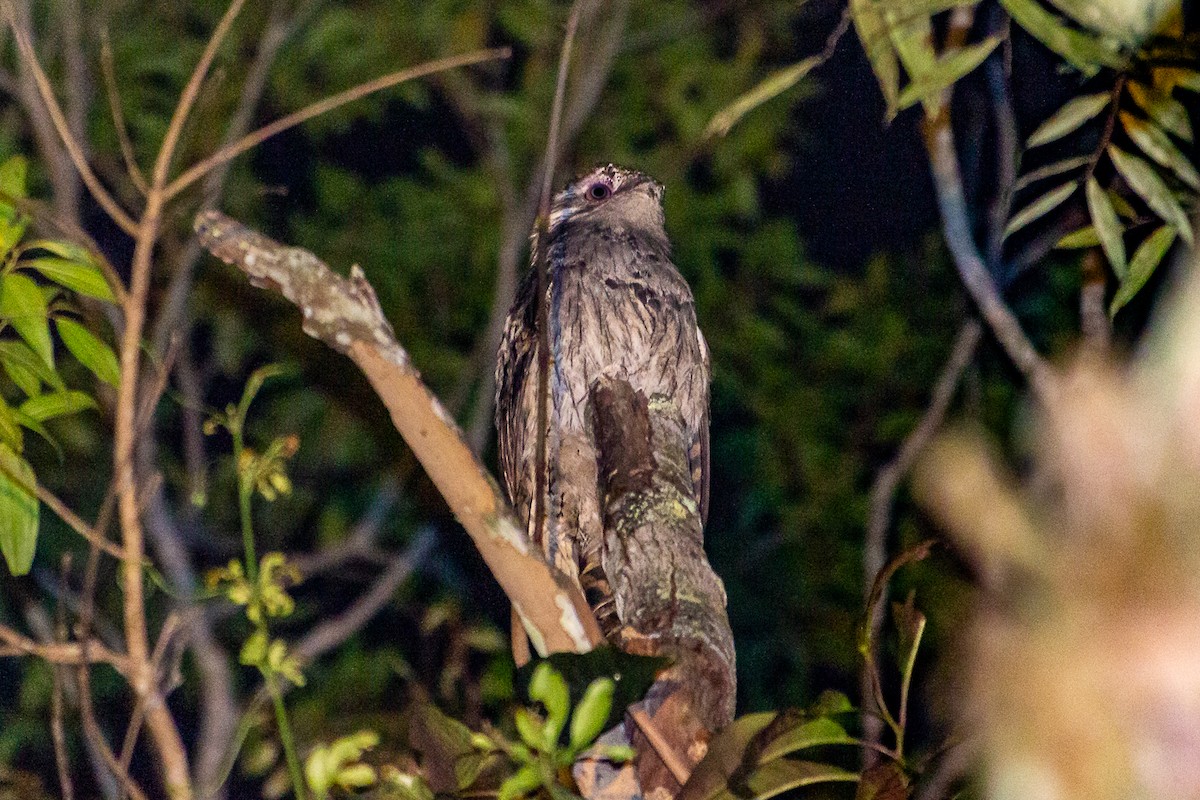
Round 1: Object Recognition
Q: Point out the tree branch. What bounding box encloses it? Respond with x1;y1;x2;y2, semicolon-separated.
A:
164;47;511;202
921;10;1057;404
1;0;138;235
194;210;604;656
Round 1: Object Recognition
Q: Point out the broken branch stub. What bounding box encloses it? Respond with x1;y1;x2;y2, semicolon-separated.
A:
193;210;603;657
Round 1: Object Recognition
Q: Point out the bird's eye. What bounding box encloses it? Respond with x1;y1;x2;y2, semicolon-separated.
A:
586;182;612;201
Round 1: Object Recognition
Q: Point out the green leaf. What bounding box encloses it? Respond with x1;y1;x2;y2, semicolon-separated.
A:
1109;145;1193;245
1056;226;1101;248
513;708;546;751
1004;181;1076;238
0;398;22;451
0;156;28;202
706;56;822;138
1120;112;1200;191
1127;82;1193;142
569;677;615;751
1043;0;1146;45
0;340;64;394
883;3;935;83
1110;225;1178;316
407;703;478;795
808;690;854;717
680;712;779;800
1013;155;1091;191
879;0;978;18
56;318;120;387
497;764;541;800
9;406;60;459
1026;93;1111;147
0;217;28;263
1085;177;1128;279
19;390;97;422
528;662;570;747
851;0;901;112
757;717;858;763
1107;189;1137;220
22;256;116;303
736;759;859;800
0;441;38;576
0;272;53;367
998;0;1124;73
895;37;1002;111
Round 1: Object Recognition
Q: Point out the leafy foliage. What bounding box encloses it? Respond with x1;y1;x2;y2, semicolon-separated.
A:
0;155;118;575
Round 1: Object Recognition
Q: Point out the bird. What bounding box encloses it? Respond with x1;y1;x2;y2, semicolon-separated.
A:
494;163;710;637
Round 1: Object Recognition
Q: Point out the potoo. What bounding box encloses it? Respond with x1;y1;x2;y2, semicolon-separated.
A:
495;164;710;633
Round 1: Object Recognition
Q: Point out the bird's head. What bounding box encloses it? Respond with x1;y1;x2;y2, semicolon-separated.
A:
547;164;666;240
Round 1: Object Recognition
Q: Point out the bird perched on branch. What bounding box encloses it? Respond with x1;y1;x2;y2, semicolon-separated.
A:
495;164;710;636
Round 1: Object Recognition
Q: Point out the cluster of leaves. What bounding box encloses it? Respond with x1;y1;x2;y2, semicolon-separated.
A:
0;154;118;576
392;663;626;800
1006;15;1198;315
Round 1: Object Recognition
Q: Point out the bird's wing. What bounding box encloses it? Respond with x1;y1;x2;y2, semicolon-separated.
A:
694;328;711;526
494;266;540;531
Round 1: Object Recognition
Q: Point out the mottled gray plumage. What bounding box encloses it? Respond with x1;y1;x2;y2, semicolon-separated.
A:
495;164;710;628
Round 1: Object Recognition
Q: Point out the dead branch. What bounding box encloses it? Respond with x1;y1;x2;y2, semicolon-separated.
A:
194;210;604;655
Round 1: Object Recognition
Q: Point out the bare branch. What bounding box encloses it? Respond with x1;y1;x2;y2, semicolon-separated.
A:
1;0;138;235
150;0;248;191
36;483;128;560
164;48;512;202
0;622;130;672
293;529;435;663
99;27;149;195
194;210;604;655
861;320;981;762
52;557;77;800
152;0;306;356
921;8;1057;403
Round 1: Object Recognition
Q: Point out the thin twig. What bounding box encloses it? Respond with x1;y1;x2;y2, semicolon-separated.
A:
36;483;128;560
75;662;151;800
59;0;88;217
923;95;1055;401
151;0;248;191
455;0;629;455
117;613;185;797
163;48;512;202
293;529;436;663
0;622;130;671
1;0;138;235
628;706;692;786
860;322;980;763
99;27;149;195
52;555;77;800
152;0;308;357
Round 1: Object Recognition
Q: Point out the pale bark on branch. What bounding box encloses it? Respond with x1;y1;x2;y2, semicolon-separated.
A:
194;210;605;657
